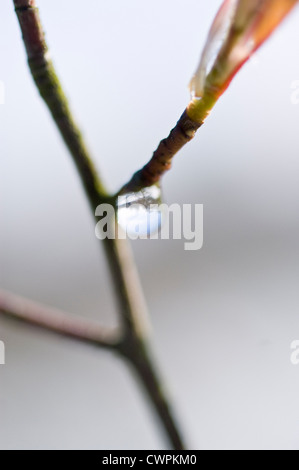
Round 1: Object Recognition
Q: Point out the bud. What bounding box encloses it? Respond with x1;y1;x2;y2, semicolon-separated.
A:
188;0;299;122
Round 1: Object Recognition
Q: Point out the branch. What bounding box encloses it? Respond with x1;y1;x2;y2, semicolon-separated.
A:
119;110;202;194
12;0;186;450
12;0;151;344
103;239;186;449
0;286;185;449
120;335;186;450
0;289;119;349
13;0;107;208
120;0;299;195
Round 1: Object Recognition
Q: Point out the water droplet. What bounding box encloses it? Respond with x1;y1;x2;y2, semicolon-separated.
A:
117;185;163;238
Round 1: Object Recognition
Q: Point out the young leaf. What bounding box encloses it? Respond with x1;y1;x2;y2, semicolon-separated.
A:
188;0;299;122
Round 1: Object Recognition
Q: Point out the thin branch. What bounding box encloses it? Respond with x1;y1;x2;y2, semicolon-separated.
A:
103;239;186;449
12;0;151;341
119;335;186;451
119;110;202;194
13;0;107;207
0;289;119;349
119;0;299;195
0;286;185;449
12;0;186;449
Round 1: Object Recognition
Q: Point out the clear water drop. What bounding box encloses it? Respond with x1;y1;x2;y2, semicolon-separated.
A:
117;185;163;238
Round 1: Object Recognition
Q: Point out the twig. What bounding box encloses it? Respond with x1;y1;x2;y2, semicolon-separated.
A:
119;110;202;194
118;90;217;195
119;0;299;195
13;0;107;207
11;0;186;450
119;334;185;450
0;285;185;449
0;289;119;349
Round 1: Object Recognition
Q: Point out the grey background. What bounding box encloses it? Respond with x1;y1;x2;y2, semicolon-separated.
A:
1;0;299;450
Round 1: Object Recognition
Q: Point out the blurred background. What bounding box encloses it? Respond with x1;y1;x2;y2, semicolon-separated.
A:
1;0;299;450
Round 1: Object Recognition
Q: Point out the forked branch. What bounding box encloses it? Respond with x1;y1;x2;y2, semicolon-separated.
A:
11;0;186;450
